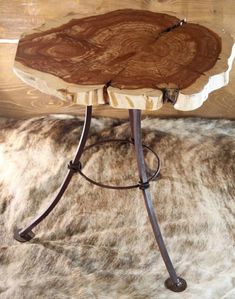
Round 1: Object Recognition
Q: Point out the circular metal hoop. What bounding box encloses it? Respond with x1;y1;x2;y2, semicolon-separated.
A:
69;138;160;190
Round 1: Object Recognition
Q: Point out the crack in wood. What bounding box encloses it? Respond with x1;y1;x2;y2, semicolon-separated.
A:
103;80;112;104
105;18;187;96
103;18;186;104
160;19;186;35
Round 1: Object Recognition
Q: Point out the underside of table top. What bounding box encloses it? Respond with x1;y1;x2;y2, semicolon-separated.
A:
13;9;235;111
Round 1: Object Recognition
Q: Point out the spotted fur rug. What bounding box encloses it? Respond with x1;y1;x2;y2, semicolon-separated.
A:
0;115;234;299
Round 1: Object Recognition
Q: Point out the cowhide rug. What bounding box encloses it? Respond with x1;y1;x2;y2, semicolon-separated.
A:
0;115;234;299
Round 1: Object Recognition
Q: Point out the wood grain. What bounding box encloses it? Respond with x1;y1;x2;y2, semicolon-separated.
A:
14;9;234;113
0;0;235;119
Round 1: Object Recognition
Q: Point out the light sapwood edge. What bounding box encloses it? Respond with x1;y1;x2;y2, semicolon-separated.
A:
175;24;235;111
176;44;235;111
107;87;163;110
13;61;106;106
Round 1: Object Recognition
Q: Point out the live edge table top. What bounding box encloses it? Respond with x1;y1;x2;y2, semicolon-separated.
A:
13;9;235;112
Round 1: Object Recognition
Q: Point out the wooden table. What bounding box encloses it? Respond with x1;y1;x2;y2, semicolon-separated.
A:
12;9;234;293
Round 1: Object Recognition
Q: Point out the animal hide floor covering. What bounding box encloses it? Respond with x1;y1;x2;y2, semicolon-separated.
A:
0;115;234;299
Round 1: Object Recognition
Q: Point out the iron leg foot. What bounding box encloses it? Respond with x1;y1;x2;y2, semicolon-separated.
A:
13;227;35;243
165;277;187;292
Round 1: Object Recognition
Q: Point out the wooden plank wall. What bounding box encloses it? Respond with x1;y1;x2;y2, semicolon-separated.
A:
0;0;234;119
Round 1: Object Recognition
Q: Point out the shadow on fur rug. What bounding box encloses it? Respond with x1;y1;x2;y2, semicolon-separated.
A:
0;115;234;299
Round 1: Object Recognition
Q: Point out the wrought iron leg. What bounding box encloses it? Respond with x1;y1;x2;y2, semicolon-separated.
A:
13;106;92;243
128;109;135;141
130;109;187;292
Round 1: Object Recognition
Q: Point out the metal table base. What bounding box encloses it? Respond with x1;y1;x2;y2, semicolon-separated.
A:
13;105;187;292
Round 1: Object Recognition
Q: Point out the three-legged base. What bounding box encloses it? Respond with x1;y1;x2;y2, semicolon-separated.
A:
13;106;187;292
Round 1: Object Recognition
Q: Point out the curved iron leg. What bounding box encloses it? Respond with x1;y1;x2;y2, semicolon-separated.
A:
130;109;187;292
14;106;92;242
128;109;134;141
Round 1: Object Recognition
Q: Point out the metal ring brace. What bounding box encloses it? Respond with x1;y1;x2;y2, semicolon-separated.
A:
67;138;160;190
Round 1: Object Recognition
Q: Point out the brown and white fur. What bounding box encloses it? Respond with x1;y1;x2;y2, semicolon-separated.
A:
0;115;234;299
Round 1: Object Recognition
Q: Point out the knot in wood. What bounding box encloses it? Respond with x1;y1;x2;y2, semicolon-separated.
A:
163;89;179;105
